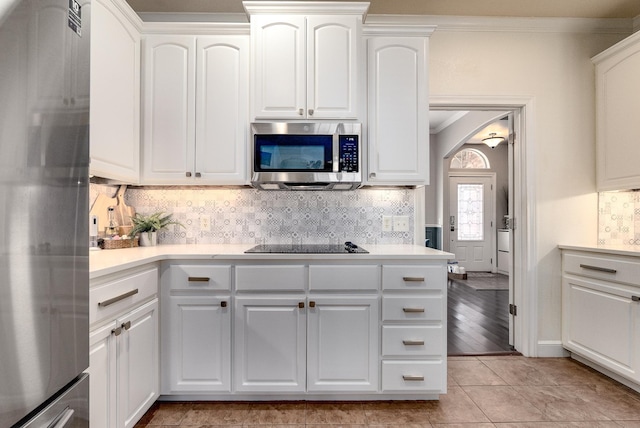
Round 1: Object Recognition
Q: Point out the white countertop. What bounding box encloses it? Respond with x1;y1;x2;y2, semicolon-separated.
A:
90;244;454;279
559;243;640;257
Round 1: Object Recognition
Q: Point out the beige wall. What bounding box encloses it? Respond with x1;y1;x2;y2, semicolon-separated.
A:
428;26;628;353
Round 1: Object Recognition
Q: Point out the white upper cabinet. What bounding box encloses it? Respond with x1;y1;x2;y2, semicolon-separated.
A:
142;33;249;185
142;35;195;184
365;27;433;185
90;0;141;183
246;2;367;120
593;31;640;191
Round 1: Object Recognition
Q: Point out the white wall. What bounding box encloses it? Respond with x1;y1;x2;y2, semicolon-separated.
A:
427;23;627;352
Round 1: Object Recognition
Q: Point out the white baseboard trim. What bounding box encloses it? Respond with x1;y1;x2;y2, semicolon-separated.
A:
536;341;570;357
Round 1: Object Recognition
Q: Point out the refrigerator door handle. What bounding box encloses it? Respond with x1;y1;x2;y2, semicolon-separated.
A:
48;407;74;428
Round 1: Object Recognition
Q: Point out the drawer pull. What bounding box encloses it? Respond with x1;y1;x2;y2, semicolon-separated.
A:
298;302;305;309
221;301;228;308
188;276;210;282
403;277;425;282
111;326;122;336
403;307;425;313
121;321;131;331
632;296;640;302
402;375;424;381
579;264;617;274
98;289;138;307
402;340;425;346
309;301;316;308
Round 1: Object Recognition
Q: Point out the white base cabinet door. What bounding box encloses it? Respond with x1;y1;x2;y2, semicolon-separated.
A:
307;296;379;392
88;299;159;428
118;299;159;428
563;275;640;380
88;322;118;428
234;297;306;392
164;296;231;393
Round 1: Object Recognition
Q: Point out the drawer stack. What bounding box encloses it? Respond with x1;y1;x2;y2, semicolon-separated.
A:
381;265;447;393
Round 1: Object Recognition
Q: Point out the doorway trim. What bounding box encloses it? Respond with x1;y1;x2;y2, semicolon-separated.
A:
431;95;537;357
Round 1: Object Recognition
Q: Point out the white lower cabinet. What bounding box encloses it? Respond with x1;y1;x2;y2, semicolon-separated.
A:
381;265;447;393
234;296;307;392
161;263;232;394
561;248;640;385
160;259;447;398
234;295;379;393
307;296;379;392
88;299;159;428
88;265;159;428
164;296;231;393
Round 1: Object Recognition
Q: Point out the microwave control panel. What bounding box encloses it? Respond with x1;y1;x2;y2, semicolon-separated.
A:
338;135;359;172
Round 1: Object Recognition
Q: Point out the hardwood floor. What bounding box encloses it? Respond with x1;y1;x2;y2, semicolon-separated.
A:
447;273;515;355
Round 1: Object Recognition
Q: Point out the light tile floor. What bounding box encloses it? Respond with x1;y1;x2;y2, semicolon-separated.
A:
135;355;640;427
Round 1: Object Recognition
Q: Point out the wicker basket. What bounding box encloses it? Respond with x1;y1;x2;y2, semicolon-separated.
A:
99;236;139;250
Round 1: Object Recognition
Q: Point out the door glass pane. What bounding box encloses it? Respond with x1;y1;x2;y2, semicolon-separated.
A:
457;183;483;241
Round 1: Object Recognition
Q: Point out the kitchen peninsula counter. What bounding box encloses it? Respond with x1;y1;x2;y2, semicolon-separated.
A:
90;244;454;279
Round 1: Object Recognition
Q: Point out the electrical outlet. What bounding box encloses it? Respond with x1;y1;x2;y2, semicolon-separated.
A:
200;216;211;231
382;215;393;232
393;216;410;232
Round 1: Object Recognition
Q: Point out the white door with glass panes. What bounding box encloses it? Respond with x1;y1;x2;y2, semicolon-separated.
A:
449;174;495;272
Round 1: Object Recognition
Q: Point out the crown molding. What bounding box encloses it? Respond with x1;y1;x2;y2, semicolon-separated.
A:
366;14;634;34
242;1;369;19
134;10;635;36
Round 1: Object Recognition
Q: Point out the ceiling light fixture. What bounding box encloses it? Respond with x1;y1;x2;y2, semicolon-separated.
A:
482;132;504;149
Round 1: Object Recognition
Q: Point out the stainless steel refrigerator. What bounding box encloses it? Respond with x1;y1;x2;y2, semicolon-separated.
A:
0;0;90;426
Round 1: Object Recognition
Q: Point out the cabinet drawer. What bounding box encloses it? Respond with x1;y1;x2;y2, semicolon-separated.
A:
382;326;443;357
90;267;158;325
563;252;640;286
382;265;444;290
309;265;379;291
167;264;231;291
236;265;306;291
381;360;444;392
382;296;442;322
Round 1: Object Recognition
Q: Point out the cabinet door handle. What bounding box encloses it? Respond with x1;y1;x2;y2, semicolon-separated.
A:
111;326;122;336
403;277;425;282
309;301;316;308
98;289;138;307
221;301;228;308
298;302;305;309
402;375;424;381
403;307;425;313
632;296;640;302
195;172;201;178
579;264;617;274
188;276;210;282
121;321;131;331
308;108;314;116
186;171;192;177
298;108;304;116
402;340;425;346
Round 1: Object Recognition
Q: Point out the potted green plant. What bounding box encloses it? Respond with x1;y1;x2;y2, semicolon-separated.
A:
130;211;183;246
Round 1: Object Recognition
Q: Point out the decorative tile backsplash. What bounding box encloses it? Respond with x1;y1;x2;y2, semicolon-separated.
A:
90;184;416;245
598;191;640;246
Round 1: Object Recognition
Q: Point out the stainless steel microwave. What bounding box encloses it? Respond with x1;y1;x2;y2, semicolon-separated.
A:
250;122;362;190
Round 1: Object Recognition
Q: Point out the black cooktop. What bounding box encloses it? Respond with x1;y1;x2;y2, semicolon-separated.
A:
245;242;368;254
